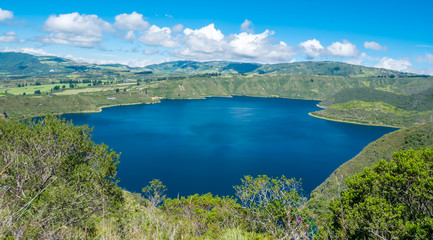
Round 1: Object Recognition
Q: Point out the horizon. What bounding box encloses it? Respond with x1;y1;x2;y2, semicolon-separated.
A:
0;0;432;74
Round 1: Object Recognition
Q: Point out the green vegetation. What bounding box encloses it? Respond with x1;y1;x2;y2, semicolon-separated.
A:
309;122;433;218
1;52;433;128
321;149;433;239
0;116;122;239
146;60;416;78
2;52;433;238
0;116;314;239
1;116;432;238
311;87;433;127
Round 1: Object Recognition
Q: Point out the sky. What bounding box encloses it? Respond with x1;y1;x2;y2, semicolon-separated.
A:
0;0;432;74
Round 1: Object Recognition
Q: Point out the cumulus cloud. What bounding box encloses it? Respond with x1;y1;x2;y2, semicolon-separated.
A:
417;53;433;65
124;31;136;41
43;12;112;48
241;19;253;33
0;8;13;22
172;24;183;34
327;40;359;57
139;25;178;48
230;31;294;61
174;23;294;62
364;41;387;51
375;57;412;72
0;31;23;43
179;24;226;56
299;39;324;58
114;12;149;30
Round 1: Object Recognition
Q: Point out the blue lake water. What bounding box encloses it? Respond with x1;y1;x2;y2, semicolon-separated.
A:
62;96;396;198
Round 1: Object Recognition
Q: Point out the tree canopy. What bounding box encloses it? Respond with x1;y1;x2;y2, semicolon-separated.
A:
324;148;433;239
0;116;122;239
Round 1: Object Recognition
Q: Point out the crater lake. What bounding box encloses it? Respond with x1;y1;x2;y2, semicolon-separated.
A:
62;96;396;197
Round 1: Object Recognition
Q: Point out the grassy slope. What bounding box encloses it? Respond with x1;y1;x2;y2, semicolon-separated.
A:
311;87;433;127
3;74;433;119
308;122;433;215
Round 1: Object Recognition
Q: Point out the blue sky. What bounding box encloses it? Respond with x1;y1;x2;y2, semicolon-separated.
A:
0;0;432;74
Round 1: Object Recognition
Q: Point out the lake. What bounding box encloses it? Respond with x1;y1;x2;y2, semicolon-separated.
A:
62;96;396;198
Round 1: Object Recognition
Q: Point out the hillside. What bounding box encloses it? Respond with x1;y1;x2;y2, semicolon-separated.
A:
308;122;433;215
1;52;433;127
146;60;415;77
311;87;433;127
0;52;132;77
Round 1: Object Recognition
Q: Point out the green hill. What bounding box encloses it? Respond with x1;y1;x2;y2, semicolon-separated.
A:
311;87;433;127
0;52;132;77
308;122;433;216
0;52;53;76
145;60;416;77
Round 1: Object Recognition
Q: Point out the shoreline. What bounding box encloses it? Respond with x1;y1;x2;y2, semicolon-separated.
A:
18;95;398;129
308;112;401;129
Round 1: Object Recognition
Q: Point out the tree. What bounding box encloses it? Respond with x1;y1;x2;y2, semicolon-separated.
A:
234;175;313;239
115;88;120;93
142;179;167;207
34;89;41;94
325;148;433;239
0;116;123;239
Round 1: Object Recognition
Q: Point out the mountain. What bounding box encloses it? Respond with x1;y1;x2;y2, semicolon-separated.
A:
0;52;427;78
145;60;418;77
0;52;132;76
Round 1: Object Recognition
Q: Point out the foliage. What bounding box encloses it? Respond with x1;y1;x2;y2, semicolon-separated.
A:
311;100;433;128
309;122;433;218
142;179;167;207
321;148;433;239
312;87;433;127
0;116;122;239
234;175;314;239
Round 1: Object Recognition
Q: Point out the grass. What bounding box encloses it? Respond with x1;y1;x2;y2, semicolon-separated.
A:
1;83;91;95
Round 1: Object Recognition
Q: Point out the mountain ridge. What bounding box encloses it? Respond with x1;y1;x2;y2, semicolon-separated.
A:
0;51;424;78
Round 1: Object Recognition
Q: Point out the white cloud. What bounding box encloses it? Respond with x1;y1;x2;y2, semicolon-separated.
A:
327;40;359;57
364;41;387;51
139;25;178;48
179;24;226;56
344;52;381;65
299;39;324;58
127;58;173;67
0;31;23;43
230;31;294;61
241;19;253;33
0;8;13;22
375;57;412;72
124;30;136;41
114;12;149;31
230;30;271;57
175;23;294;62
0;47;56;56
417;53;433;65
172;24;183;34
143;48;159;55
43;12;112;48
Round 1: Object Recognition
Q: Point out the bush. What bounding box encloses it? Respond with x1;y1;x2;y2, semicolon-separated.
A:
0;116;123;239
324;148;433;239
234;175;314;239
